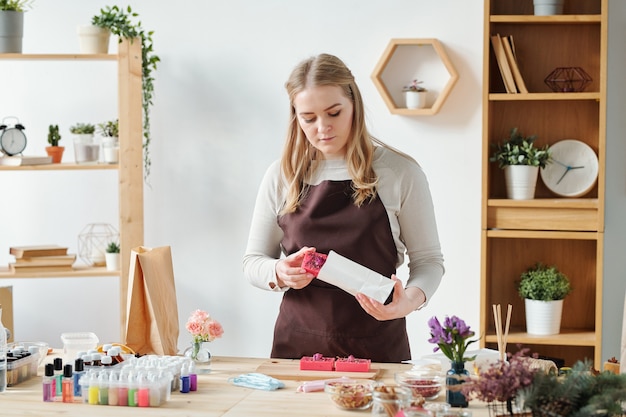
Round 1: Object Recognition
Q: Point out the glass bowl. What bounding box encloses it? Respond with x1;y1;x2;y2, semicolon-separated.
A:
395;370;443;400
324;379;376;410
8;341;50;366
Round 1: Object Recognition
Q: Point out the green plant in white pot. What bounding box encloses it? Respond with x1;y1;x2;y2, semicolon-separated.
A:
402;79;427;109
70;123;98;164
105;241;120;272
0;0;32;53
490;127;551;200
518;262;572;336
97;119;119;164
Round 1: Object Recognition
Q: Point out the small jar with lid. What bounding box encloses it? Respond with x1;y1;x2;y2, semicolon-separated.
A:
371;385;411;417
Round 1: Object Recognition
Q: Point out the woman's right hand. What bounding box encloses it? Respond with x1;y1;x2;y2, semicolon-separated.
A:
275;247;316;289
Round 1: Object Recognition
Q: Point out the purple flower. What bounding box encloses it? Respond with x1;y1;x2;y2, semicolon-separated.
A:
428;315;478;363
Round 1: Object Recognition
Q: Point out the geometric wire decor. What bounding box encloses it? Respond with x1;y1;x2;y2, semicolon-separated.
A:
544;66;592;92
77;223;119;266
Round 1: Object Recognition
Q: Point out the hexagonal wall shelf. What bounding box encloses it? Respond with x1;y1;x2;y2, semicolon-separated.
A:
372;38;459;116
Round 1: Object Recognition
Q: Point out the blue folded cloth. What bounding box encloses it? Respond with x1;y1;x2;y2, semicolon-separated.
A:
228;373;285;391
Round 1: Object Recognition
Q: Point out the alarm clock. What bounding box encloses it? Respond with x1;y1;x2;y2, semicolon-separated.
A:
0;116;27;156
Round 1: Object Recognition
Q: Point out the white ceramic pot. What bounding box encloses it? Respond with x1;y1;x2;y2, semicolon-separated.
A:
533;0;564;16
105;253;120;271
73;134;99;164
504;165;539;200
102;136;119;164
77;25;110;54
525;299;564;335
404;91;427;109
0;11;24;53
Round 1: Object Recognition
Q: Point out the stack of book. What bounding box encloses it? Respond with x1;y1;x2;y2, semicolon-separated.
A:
490;33;528;94
8;245;76;273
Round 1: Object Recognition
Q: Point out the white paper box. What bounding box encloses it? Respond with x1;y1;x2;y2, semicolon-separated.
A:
316;250;395;304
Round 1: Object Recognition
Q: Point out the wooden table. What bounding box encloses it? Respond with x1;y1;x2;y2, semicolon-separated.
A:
0;356;490;416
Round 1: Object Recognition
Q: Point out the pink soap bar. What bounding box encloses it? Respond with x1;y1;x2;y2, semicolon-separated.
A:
334;356;371;372
300;354;335;371
301;252;328;277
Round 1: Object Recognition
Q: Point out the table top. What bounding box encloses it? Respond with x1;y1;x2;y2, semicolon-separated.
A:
1;355;490;416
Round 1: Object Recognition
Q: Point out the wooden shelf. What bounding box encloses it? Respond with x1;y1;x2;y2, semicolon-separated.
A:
0;266;119;278
371;38;458;115
480;0;607;369
485;329;597;346
0;163;118;171
0;40;145;339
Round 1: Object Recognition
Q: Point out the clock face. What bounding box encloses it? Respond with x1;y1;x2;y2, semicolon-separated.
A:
540;139;599;197
0;127;27;156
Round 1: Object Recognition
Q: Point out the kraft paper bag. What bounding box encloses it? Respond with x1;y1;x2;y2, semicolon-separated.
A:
316;250;395;304
124;246;179;355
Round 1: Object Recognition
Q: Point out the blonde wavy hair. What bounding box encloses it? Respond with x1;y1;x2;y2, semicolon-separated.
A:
280;53;385;214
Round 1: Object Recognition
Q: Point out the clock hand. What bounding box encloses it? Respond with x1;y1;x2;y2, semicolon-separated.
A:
552;158;569;168
556;166;571;185
570;165;585;170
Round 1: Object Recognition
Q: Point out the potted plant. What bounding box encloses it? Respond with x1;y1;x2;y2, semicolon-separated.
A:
402;79;427;109
105;241;120;271
69;122;98;164
91;5;160;181
45;124;64;163
518;262;572;336
490;127;551;200
97;119;119;164
0;0;32;53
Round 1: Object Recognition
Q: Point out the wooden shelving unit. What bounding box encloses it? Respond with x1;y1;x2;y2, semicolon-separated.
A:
0;40;144;339
480;0;607;368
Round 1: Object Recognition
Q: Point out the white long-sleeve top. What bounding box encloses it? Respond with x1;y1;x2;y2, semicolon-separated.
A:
243;146;444;304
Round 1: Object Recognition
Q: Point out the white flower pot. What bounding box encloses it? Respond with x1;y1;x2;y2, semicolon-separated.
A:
525;299;563;335
504;165;539;200
105;253;120;271
73;134;99;164
102;136;119;164
533;0;564;16
77;25;110;54
0;11;24;53
404;91;427;109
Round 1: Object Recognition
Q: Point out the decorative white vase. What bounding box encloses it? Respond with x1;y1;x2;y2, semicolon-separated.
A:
0;11;24;53
105;253;120;271
102;136;119;164
73;134;99;164
404;91;427;109
77;25;110;54
504;165;539;200
533;0;564;16
525;299;564;335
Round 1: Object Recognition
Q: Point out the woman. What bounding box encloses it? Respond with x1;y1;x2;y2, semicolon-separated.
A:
243;53;444;362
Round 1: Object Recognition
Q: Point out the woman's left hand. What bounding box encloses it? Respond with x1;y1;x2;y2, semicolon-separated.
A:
355;276;425;321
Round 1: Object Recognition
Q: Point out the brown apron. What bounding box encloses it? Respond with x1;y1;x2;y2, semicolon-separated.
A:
272;180;410;362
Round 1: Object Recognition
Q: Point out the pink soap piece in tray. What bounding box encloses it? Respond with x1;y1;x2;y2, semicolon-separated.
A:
334;355;371;372
301;251;328;277
300;353;335;371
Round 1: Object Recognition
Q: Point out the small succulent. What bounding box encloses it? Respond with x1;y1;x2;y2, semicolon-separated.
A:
47;124;61;146
69;123;95;135
402;79;426;92
106;242;120;254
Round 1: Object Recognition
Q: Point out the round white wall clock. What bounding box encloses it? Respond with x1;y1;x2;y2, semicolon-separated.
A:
540;139;599;197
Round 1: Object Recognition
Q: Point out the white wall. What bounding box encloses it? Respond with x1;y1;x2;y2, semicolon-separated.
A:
2;0;483;359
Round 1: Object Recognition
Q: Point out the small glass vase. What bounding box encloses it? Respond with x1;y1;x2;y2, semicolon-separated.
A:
185;341;212;365
446;361;469;408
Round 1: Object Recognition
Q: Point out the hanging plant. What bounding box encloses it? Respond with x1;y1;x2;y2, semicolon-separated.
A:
92;5;160;182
